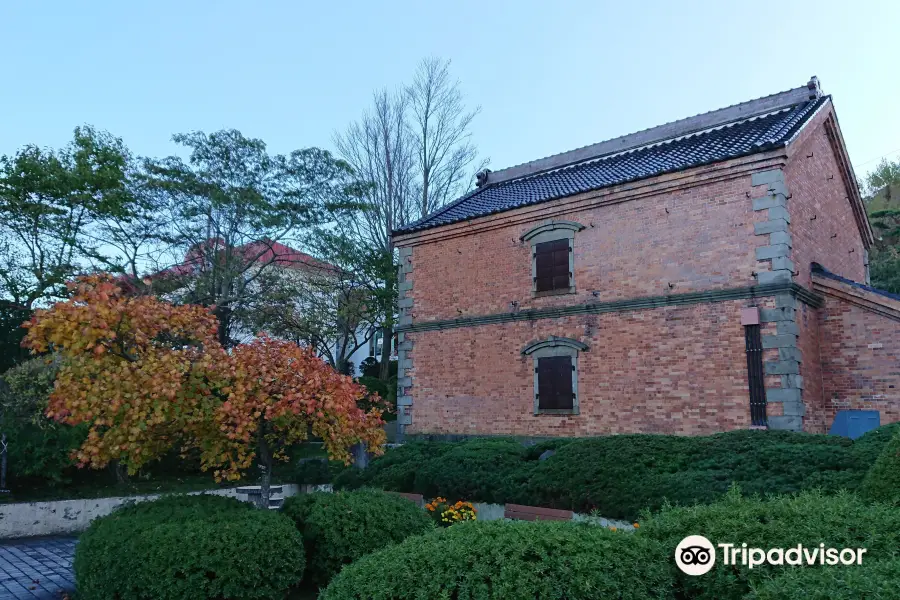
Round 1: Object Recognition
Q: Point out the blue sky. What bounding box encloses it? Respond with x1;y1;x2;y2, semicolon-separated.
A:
2;1;898;179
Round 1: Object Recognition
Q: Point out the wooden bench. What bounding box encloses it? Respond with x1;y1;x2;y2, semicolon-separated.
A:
386;491;425;508
504;503;573;521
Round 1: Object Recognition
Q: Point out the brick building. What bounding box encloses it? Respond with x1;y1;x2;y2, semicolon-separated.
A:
392;77;900;438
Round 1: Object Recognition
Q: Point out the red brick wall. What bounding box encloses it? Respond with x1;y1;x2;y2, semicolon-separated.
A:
784;117;867;288
818;283;900;427
405;301;755;437
795;302;826;433
407;168;767;322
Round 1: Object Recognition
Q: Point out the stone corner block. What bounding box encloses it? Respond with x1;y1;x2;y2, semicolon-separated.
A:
771;256;795;272
762;334;797;349
781;374;804;389
768;415;802;432
757;270;793;285
764;360;800;375
769;231;793;248
754;219;789;235
756;244;790;260
765;387;802;403
759;307;794;322
751;169;785;187
768;205;791;224
753;194;787;211
776;321;799;335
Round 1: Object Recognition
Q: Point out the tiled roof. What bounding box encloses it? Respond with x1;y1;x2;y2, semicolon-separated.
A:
152;239;335;280
812;263;900;303
396;94;829;235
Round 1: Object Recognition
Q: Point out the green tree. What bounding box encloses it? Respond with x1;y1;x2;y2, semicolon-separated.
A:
0;127;134;308
248;226;381;375
864;157;900;198
864;158;900;293
144;131;361;347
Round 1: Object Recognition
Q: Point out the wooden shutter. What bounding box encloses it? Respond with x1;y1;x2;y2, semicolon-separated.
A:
534;239;570;292
537;355;574;410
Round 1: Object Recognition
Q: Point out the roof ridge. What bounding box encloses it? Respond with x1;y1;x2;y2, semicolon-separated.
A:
517;105;796;183
481;78;822;187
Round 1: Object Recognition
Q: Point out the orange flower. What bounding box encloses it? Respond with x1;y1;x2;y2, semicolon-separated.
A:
633;523;640;528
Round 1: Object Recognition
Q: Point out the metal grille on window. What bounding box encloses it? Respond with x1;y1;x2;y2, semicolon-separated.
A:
536;355;574;410
744;324;767;426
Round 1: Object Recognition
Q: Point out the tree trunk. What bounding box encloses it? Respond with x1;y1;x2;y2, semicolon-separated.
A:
257;423;272;510
378;323;392;381
215;305;231;348
112;460;129;485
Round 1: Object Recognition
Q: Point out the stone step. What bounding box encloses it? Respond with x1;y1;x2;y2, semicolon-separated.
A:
236;485;283;495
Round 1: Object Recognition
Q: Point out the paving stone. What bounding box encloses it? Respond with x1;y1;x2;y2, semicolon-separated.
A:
0;537;76;599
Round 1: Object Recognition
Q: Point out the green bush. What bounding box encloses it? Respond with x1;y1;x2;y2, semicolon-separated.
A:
860;429;900;505
294;458;353;485
282;489;434;587
637;487;900;600
851;422;900;467
320;520;674;600
748;557;900;599
341;430;880;520
0;356;86;487
75;494;305;600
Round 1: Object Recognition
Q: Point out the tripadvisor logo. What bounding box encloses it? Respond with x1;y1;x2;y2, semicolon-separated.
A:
675;536;867;576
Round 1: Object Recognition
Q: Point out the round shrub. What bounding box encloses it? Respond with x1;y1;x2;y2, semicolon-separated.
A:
75;494;305;600
282;489;433;587
850;422;900;465
638;487;900;600
748;557;900;599
860;429;900;505
320;520;674;600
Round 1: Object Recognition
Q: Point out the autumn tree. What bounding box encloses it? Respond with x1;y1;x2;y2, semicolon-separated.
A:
24;275;386;506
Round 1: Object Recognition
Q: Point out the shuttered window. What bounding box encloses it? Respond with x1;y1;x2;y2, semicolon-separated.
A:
744;324;768;426
534;239;571;292
536;355;574;411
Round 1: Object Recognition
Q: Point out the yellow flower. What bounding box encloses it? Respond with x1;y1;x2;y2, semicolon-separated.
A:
633;523;640;528
610;527;617;532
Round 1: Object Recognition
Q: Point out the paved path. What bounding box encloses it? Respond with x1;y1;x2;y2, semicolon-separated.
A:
0;537;76;599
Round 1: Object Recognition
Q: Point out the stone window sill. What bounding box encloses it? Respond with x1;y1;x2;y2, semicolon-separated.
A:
535;408;580;416
533;287;576;299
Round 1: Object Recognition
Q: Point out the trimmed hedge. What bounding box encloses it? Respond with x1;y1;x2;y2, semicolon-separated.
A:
637;487;900;600
282;489;434;587
860;429;900;505
320;520;674;600
75;494;305;600
336;426;898;520
748;557;900;599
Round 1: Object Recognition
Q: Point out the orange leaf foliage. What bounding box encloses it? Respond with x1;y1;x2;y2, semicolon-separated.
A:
23;274;386;480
